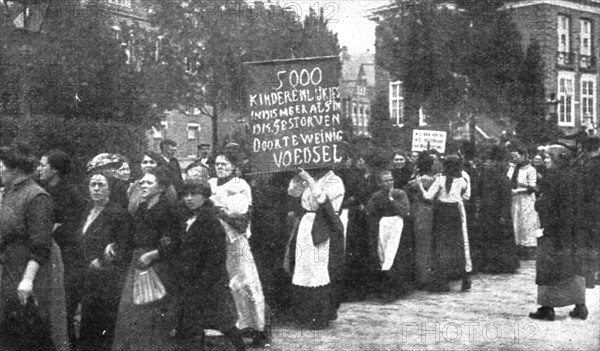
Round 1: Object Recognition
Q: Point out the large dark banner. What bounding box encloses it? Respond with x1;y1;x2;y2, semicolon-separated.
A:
244;56;342;174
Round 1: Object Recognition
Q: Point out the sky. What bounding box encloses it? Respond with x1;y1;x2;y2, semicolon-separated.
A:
271;0;392;53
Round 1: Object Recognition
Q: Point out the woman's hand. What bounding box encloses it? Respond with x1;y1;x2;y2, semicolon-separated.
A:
104;243;116;262
17;260;39;305
90;258;102;269
297;168;313;183
17;279;33;305
138;250;159;269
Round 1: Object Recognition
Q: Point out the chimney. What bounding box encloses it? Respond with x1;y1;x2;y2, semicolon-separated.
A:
341;46;350;61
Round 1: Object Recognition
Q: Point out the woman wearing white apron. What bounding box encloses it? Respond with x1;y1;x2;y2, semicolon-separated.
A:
285;167;344;330
366;170;410;301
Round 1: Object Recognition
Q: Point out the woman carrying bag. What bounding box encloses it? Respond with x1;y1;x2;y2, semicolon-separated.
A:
112;168;182;351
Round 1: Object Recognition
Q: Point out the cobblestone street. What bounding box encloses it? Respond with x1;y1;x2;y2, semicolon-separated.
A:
246;261;599;351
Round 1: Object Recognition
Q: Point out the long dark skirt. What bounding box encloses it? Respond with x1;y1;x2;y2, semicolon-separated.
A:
343;206;370;299
429;202;467;289
290;284;333;328
473;219;520;274
112;249;179;351
79;264;126;351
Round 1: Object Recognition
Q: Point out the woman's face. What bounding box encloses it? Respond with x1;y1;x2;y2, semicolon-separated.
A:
37;156;58;183
117;162;131;180
215;155;234;179
392;155;406;169
139;173;163;199
410;152;419;163
140;155;158;174
511;152;525;164
183;193;206;211
532;155;543;166
544;155;554;169
89;174;110;204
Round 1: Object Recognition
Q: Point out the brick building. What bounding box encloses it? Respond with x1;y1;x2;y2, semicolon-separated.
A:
369;0;600;138
340;47;375;136
503;0;600;135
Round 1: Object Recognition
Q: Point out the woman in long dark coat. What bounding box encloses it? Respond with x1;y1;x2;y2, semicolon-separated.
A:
0;145;69;351
529;145;589;321
78;172;133;351
176;181;245;350
471;146;519;274
112;168;182;350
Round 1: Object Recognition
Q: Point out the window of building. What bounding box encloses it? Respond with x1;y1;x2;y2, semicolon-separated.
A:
581;19;592;56
558;15;570;53
558;72;575;126
389;81;404;126
352;103;358;126
187;124;199;139
108;0;132;8
581;74;596;126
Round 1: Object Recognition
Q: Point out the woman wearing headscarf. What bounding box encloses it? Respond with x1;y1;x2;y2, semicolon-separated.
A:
112;168;182;350
529;145;589;321
286;166;345;329
507;147;540;260
0;145;69;351
416;155;472;292
208;150;269;347
77;171;133;351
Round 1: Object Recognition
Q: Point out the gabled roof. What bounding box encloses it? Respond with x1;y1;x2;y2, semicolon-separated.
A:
358;63;376;87
341;51;375;82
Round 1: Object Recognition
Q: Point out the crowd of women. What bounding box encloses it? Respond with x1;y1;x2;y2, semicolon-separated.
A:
0;135;598;351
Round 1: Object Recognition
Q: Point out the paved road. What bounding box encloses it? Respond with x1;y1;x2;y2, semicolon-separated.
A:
238;261;599;351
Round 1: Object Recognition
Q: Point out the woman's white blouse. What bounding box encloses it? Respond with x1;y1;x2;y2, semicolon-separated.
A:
423;172;471;203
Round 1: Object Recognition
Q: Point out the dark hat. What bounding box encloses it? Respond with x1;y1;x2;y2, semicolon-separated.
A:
198;143;211;148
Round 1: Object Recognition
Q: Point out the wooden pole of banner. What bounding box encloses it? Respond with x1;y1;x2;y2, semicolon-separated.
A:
427;141;431;151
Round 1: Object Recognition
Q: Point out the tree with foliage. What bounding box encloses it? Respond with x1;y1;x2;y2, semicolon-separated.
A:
516;40;561;145
374;0;538;146
135;0;340;146
1;0;157;176
1;0;158;126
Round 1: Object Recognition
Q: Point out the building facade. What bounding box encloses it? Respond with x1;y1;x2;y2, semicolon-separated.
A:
369;0;600;137
340;47;375;136
503;0;600;135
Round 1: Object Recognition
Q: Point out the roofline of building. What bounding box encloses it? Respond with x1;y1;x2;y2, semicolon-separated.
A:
501;0;600;14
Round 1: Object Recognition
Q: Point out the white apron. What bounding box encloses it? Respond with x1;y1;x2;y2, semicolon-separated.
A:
378;216;404;271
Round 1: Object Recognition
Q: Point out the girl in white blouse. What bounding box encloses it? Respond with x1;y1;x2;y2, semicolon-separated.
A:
417;155;473;292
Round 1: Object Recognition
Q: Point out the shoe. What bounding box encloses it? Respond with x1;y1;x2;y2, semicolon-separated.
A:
250;331;270;348
569;305;589;320
529;307;555;321
461;274;472;291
